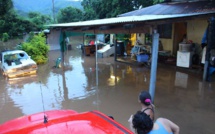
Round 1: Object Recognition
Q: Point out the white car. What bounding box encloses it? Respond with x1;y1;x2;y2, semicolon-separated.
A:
0;50;38;78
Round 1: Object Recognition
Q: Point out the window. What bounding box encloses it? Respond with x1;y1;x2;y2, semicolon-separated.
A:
157;23;172;39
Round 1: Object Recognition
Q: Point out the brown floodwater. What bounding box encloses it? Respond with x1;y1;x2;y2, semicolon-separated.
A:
0;41;215;134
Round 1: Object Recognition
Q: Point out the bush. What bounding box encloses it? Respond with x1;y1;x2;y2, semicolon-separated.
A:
2;33;9;42
20;32;49;64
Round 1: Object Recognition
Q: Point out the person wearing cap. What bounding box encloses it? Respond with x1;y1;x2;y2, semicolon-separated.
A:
132;111;179;134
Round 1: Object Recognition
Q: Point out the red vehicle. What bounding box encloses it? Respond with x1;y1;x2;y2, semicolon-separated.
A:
0;110;133;134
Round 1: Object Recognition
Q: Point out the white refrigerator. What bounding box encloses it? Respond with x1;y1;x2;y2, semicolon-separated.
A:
177;51;193;68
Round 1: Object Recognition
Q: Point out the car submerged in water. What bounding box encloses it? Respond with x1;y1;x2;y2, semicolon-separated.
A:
0;110;133;134
0;50;38;78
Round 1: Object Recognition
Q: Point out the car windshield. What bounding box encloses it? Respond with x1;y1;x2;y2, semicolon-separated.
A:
4;53;27;66
4;54;18;61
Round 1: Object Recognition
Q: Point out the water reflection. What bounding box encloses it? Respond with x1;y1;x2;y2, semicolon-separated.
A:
6;75;38;87
3;51;98;116
0;44;215;133
174;71;188;88
108;65;120;86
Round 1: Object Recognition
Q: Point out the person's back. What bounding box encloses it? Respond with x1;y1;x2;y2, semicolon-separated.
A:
132;111;179;134
149;120;172;134
139;91;154;121
149;118;179;134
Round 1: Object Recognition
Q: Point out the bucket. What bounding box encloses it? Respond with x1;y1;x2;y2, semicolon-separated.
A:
137;54;149;62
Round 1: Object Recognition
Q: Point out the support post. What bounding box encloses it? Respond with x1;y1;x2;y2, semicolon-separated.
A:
149;33;159;102
114;35;117;61
96;35;98;86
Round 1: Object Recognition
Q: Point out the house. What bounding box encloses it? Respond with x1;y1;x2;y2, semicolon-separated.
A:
47;0;215;100
117;0;215;81
48;0;215;59
118;0;215;58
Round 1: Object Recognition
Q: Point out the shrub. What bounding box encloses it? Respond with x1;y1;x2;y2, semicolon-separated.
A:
2;33;9;42
20;32;49;64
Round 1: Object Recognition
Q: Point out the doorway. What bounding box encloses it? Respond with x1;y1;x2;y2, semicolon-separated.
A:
173;22;187;55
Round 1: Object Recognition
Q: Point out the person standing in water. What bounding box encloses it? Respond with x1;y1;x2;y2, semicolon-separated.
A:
138;91;154;120
128;91;155;132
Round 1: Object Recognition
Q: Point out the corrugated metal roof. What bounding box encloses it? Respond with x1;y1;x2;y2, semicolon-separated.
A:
119;1;215;17
47;12;214;28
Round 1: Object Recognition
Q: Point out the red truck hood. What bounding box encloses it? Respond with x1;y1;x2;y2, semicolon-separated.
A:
0;110;133;134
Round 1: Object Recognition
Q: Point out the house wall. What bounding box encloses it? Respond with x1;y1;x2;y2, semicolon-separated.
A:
160;38;173;53
187;19;208;55
133;26;174;54
158;19;208;56
187;20;207;43
155;25;174;54
48;19;209;54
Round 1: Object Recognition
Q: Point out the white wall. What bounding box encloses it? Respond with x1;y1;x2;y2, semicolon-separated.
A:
47;30;61;50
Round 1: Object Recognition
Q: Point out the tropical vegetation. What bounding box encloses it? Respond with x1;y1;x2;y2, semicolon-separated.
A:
0;0;161;64
0;0;51;41
81;0;154;20
1;0;159;41
57;7;83;23
18;32;50;64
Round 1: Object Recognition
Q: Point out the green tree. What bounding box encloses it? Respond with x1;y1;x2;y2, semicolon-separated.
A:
28;12;52;30
81;0;100;20
1;10;37;38
81;0;154;20
133;0;154;9
0;0;38;40
28;12;40;19
0;0;13;17
153;0;164;4
82;7;97;21
57;6;83;23
0;0;14;39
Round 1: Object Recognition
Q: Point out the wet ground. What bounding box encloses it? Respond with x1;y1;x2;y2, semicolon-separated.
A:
0;39;215;134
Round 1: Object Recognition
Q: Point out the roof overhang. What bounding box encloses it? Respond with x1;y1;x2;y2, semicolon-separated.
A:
46;12;215;34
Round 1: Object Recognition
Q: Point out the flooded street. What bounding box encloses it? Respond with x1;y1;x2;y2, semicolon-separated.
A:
0;40;215;134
